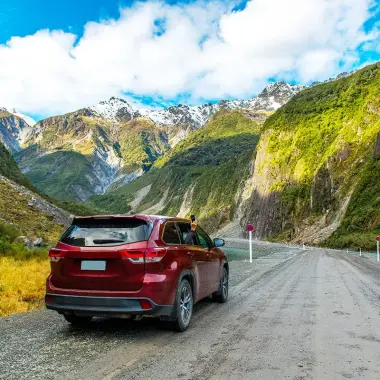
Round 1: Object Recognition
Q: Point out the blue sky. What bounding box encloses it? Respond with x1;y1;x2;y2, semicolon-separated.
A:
0;0;208;43
0;0;379;121
0;0;130;43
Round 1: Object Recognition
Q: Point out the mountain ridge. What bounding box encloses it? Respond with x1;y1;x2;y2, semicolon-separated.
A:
12;80;303;201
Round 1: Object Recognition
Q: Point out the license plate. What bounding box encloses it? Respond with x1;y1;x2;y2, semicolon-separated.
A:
81;260;106;271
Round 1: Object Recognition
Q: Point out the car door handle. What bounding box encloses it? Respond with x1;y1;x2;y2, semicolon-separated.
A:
186;252;194;257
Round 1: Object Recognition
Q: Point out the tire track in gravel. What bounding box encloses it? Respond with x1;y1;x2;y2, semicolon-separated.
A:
185;252;313;380
101;252;307;380
314;250;380;379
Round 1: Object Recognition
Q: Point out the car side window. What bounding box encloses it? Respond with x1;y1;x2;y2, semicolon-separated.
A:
177;222;195;245
196;227;212;249
162;222;181;245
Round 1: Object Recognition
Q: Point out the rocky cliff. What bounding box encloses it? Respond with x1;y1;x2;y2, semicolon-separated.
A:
241;62;380;249
0;109;34;153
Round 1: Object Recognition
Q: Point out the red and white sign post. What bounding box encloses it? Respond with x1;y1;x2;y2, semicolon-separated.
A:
376;236;380;262
246;224;255;263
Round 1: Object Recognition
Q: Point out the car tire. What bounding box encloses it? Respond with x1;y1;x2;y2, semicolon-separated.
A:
212;267;228;303
165;279;193;332
63;314;92;326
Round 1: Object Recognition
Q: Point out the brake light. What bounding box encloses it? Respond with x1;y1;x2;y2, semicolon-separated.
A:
120;248;167;263
48;248;66;262
145;247;167;263
120;250;145;263
139;299;152;310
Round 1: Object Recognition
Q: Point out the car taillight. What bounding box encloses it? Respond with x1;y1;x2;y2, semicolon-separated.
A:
145;247;167;263
120;248;167;263
120;250;145;263
48;248;66;262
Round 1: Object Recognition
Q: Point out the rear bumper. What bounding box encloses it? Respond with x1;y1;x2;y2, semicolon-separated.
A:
45;294;174;318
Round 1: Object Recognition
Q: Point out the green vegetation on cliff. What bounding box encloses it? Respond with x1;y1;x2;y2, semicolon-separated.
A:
248;62;380;248
324;158;380;249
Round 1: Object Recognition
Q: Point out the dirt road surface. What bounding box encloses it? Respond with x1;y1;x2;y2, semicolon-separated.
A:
1;248;380;380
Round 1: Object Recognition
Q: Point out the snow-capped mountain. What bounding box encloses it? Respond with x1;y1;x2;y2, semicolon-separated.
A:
3;107;36;127
10;81;305;201
311;69;358;87
89;97;139;123
0;107;36;153
89;81;305;146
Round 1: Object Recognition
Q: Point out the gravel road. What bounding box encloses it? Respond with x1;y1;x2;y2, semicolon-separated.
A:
1;248;380;380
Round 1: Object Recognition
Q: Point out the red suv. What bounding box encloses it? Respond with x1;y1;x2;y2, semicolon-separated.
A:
45;215;228;331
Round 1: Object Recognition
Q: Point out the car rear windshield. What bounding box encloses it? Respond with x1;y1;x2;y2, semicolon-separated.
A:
60;218;153;247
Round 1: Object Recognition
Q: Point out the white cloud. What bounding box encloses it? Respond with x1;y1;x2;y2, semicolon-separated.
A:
0;0;377;117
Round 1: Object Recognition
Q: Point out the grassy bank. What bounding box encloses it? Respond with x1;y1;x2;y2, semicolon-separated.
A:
0;223;50;316
0;257;49;316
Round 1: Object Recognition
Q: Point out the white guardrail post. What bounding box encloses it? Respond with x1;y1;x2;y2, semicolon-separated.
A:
249;231;253;263
245;224;254;263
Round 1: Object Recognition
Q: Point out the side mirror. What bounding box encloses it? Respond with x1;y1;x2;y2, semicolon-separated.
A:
213;238;225;248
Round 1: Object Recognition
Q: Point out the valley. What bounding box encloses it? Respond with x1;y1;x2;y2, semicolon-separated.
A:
0;63;379;253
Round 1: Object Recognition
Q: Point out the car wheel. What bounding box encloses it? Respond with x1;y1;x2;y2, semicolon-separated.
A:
212;267;228;303
63;313;92;326
167;279;193;332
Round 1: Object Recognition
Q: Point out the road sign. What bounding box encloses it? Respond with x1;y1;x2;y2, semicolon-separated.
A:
246;224;255;232
376;236;380;241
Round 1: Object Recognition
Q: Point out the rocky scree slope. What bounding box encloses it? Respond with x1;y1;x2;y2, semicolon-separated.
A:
240;62;380;249
0;141;71;244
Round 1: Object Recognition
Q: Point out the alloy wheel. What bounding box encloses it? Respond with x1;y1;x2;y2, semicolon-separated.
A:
180;284;192;326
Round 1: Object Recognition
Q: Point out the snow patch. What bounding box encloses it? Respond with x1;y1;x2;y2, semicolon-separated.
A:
89;97;134;122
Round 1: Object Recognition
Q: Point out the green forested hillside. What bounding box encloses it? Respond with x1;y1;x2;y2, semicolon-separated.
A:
0;142;32;188
243;62;380;249
90;110;262;231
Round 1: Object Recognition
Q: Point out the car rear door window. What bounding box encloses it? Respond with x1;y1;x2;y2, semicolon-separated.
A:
177;222;196;245
162;222;181;245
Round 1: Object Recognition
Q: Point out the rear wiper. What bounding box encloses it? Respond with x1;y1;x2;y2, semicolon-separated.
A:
93;239;125;244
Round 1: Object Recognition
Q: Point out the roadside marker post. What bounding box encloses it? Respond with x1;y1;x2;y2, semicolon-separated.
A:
246;224;255;263
376;237;380;262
